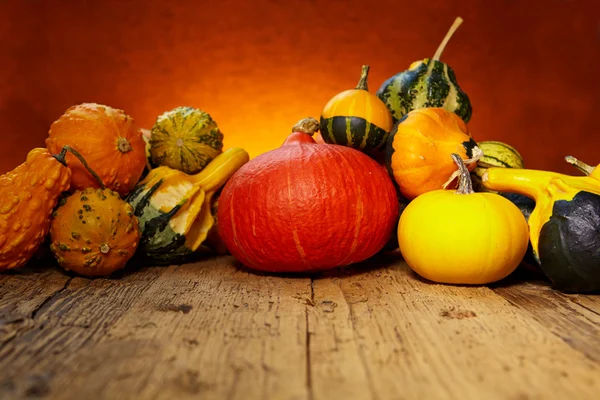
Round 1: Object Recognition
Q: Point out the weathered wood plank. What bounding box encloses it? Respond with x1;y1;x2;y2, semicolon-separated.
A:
44;256;311;400
0;266;71;345
0;263;164;399
494;280;600;362
307;253;600;400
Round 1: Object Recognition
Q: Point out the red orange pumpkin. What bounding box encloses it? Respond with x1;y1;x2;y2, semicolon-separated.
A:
217;118;399;273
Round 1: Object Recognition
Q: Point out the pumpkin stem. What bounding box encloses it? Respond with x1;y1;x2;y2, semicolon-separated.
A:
432;17;463;61
117;137;132;153
450;153;474;195
100;243;110;254
565;156;594;176
442;145;483;190
55;145;106;190
356;65;370;91
291;117;320;136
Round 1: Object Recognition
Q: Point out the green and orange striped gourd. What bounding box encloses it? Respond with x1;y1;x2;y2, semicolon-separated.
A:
319;65;394;152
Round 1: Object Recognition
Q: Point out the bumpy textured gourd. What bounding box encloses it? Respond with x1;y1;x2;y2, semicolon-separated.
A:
49;187;141;277
127;147;249;265
149;106;224;175
398;154;529;285
0;148;72;271
377;17;472;124
320;65;394;151
482;157;600;293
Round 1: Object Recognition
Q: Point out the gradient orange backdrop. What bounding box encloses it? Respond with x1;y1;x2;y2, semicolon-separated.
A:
1;0;598;174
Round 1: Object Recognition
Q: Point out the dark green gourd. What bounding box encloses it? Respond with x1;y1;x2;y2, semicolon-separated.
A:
376;17;472;124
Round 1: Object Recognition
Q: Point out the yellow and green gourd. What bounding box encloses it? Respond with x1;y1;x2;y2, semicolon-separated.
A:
377;17;472;124
320;65;394;151
148;106;224;175
471;140;525;192
127;147;249;265
482;157;600;293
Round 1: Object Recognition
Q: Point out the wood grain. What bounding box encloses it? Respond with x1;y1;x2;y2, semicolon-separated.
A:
0;253;599;400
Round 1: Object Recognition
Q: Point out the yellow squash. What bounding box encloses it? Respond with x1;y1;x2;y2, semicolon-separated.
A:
482;156;600;258
398;154;529;285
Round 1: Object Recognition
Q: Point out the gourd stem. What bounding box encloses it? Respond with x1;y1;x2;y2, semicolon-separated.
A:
442;146;483;190
432;17;463;61
54;145;106;190
291;117;320;136
565;156;594;176
450;153;473;194
117;137;132;153
356;65;370;91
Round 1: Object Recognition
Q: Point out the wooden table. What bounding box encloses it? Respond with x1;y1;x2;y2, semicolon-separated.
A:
1;252;599;400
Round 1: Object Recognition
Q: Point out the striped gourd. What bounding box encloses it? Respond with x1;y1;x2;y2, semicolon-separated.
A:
127;147;249;265
376;17;472;124
149;106;224;175
320;65;394;151
471;140;525;192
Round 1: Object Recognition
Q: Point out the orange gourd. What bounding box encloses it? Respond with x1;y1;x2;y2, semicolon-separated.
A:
46;103;146;197
49;187;141;277
385;107;482;200
0;147;72;271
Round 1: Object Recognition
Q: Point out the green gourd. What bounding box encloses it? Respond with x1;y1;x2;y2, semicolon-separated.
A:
376;17;472;124
149;106;224;175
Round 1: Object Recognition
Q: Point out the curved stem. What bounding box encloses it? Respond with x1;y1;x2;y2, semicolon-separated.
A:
356;65;370;91
442;145;483;189
53;145;106;190
432;17;463;61
450;153;473;194
565;155;594;176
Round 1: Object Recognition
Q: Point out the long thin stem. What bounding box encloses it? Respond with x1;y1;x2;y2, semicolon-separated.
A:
432;17;463;61
54;145;106;190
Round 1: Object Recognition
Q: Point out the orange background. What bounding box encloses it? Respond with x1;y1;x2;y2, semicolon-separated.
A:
1;0;598;174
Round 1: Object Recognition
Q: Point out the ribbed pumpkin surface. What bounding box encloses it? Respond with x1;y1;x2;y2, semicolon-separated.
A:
46;103;146;197
149;106;224;175
217;128;399;273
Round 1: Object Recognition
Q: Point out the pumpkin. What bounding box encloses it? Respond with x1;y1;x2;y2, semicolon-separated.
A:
148;106;224;175
127;147;249;265
320;65;394;151
398;154;529;285
0;147;72;271
49;187;141;277
377;17;472;124
482;156;600;292
385;107;482;200
46;103;147;197
471;140;525;192
216;117;399;273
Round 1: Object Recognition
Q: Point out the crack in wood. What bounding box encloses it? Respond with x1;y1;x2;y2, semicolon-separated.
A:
30;277;74;320
306;278;315;400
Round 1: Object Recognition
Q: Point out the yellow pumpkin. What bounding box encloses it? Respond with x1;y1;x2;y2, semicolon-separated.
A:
398;154;529;285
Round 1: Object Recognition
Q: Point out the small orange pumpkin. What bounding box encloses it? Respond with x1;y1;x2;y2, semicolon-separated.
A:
46;103;146;197
385;107;482;200
49;187;141;277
